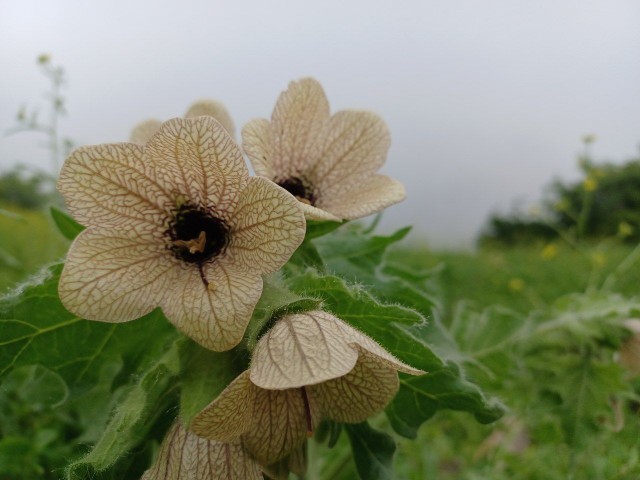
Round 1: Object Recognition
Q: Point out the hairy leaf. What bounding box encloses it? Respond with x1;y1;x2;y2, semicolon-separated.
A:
0;264;177;394
66;342;180;479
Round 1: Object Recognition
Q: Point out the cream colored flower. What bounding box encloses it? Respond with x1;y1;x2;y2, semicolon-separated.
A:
141;421;262;480
130;99;236;145
57;116;305;351
243;78;406;221
190;310;423;464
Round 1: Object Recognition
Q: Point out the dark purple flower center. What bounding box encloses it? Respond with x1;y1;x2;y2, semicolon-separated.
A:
277;177;316;205
167;205;229;264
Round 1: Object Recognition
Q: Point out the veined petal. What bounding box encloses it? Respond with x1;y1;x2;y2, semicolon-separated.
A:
320;174;406;220
130;118;162;145
242;387;319;465
337;320;425;375
299;202;341;222
250;311;358;390
230;177;305;274
141;421;262;480
143;117;249;218
161;260;262;351
263;443;307;480
59;228;178;322
311;111;390;199
190;372;256;442
242;118;276;178
185;100;236;138
270;78;330;176
57;143;172;233
311;350;400;423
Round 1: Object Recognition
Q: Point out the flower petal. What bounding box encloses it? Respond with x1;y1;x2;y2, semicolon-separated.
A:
242;387;319;465
141;421;262;480
59;228;177;322
190;371;256;442
269;77;330;177
185;100;236;139
250;311;358;389
311;349;400;423
229;177;305;274
337;320;425;375
263;443;307;480
311;111;390;200
242;118;276;178
143;117;249;218
299;202;342;222
130;118;162;145
320;174;406;220
161;261;262;351
57;143;172;233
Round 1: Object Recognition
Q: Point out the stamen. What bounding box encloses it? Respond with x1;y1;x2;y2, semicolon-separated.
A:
172;231;207;254
300;386;313;437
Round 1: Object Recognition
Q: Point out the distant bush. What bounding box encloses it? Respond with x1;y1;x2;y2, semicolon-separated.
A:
479;150;640;246
0;165;57;210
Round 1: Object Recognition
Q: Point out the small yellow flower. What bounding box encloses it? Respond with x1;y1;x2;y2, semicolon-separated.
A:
190;310;424;465
37;53;51;65
130;99;236;144
57;117;305;351
242;78;405;221
583;177;598;192
141;421;262;480
508;278;525;292
540;243;558;260
618;221;633;238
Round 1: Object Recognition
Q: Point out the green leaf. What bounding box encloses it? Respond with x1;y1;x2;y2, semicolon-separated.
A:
315;225;411;276
50;206;84;240
386;363;505;438
287;238;326;272
287;271;505;437
0;264;178;394
345;422;396;480
179;341;248;425
1;364;69;409
305;220;346;240
66;341;180;479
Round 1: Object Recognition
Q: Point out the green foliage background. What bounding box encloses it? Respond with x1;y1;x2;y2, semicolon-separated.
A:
1;205;639;479
481;153;640;246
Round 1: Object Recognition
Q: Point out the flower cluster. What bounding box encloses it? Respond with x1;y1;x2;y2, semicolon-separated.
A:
56;78;422;479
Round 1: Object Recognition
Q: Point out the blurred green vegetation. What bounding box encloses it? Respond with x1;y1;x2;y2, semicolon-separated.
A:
393;241;640;320
480;146;640;246
1;205;639;479
0;203;68;293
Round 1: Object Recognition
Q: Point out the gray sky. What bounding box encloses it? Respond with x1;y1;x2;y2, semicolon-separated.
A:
1;0;639;247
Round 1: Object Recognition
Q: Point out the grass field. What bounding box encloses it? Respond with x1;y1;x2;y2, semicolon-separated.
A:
1;206;639;479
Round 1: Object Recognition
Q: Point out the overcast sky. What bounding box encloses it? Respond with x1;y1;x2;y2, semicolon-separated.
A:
1;0;639;247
